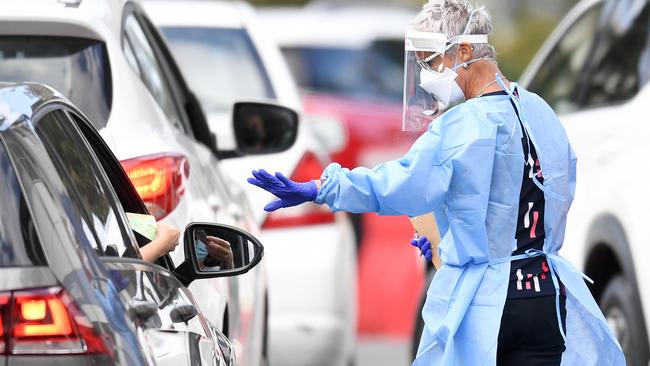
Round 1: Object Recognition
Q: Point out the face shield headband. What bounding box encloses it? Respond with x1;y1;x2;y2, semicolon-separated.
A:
402;29;489;131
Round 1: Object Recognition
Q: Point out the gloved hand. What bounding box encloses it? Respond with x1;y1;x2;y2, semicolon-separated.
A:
247;169;318;212
411;236;432;262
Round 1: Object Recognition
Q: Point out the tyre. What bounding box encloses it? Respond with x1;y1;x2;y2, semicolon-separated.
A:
599;275;650;366
411;267;436;361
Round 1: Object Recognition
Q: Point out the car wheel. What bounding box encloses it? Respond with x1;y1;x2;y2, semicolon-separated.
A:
599;275;650;366
411;267;436;361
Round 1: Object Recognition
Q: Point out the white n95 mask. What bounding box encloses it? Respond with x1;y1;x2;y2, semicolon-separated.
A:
402;8;490;131
419;67;465;109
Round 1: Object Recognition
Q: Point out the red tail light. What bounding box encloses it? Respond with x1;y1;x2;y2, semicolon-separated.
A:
121;153;190;220
0;287;108;355
0;293;9;353
263;151;335;229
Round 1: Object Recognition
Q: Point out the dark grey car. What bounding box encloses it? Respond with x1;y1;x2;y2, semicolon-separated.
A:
0;82;265;366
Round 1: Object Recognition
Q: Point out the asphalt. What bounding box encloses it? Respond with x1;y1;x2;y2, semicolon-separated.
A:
356;338;412;366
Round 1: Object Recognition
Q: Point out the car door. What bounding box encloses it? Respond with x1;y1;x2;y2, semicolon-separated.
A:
102;258;222;366
32;105;222;365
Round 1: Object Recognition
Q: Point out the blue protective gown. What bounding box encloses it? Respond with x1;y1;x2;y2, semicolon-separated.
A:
314;81;625;365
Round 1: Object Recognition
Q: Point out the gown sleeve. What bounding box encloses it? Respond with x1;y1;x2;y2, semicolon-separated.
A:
314;105;496;217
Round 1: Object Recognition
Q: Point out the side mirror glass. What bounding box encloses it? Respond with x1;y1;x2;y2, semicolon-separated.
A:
182;223;264;279
233;101;299;155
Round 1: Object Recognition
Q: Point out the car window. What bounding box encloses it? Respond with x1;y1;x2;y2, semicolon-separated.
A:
0;137;46;267
527;3;603;114
122;14;185;132
35;110;137;258
281;39;404;102
578;4;650;107
161;26;275;114
0;36;112;129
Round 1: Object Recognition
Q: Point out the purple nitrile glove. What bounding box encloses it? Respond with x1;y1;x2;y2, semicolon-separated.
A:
247;169;318;212
410;236;432;262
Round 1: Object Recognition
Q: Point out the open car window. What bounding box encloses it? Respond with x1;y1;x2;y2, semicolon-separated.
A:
34;110;138;258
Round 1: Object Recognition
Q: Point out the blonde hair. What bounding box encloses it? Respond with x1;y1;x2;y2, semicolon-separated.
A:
412;0;496;60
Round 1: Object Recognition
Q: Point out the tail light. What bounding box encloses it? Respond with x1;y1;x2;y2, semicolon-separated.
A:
0;287;108;355
121;153;190;220
263;151;335;229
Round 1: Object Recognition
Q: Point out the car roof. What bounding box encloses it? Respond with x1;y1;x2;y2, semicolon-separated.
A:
142;0;255;29
0;82;68;132
0;0;128;40
258;4;418;48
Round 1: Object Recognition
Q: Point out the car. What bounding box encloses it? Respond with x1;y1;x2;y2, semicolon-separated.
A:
259;3;426;342
0;81;273;365
142;1;358;365
519;0;650;364
0;1;292;365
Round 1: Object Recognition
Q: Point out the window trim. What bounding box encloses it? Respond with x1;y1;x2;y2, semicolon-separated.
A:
63;105;177;271
120;4;193;135
31;105;138;259
573;2;650;108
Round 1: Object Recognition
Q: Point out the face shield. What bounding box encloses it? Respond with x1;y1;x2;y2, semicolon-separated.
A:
402;30;488;131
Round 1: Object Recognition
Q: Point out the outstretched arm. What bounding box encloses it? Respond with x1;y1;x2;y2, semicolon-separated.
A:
314;127;455;217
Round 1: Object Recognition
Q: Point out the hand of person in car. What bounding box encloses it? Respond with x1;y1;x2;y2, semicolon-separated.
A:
140;223;180;262
411;235;433;262
204;236;234;269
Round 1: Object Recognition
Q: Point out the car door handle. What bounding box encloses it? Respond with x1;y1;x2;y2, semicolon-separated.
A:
129;298;158;320
170;303;198;323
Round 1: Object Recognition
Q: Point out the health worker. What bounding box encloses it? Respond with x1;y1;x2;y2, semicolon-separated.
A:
247;1;625;365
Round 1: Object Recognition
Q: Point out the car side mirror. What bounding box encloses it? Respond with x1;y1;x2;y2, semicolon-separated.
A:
231;101;299;156
181;223;264;280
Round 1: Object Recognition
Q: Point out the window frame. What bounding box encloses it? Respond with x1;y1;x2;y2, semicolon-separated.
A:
573;1;650;108
32;105;138;260
525;1;605;113
63;105;177;272
120;2;219;156
120;5;192;135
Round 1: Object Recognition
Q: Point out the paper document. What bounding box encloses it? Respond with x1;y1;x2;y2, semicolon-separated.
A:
126;213;158;241
409;212;441;246
410;212;442;268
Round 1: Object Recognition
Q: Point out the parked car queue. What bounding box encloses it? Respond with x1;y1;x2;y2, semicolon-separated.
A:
140;2;357;365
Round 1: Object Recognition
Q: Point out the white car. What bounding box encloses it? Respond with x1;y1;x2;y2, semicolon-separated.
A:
520;0;650;364
0;1;294;365
143;2;358;366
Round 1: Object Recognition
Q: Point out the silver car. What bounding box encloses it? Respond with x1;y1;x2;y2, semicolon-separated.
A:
0;82;289;365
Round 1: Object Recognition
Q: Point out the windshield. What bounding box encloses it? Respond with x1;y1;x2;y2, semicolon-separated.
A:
161;26;275;114
0;36;112;129
281;39;404;103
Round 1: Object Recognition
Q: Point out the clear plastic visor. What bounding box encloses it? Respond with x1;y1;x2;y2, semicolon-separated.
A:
402;32;488;131
402;49;444;131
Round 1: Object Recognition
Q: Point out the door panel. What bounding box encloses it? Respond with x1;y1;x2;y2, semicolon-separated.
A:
103;259;220;366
